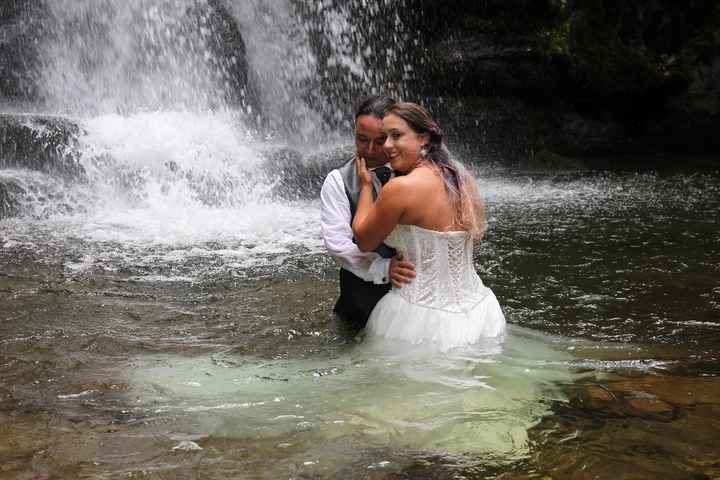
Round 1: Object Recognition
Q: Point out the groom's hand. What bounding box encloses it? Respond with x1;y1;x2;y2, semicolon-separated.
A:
389;255;415;288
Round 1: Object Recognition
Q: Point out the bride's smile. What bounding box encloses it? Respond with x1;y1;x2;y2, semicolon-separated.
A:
382;113;429;173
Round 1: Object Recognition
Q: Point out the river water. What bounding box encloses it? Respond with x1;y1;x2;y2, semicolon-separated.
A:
2;0;720;478
1;112;718;479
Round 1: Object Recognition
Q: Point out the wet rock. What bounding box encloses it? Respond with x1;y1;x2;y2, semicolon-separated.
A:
586;385;614;402
430;96;559;165
526;384;720;480
172;440;203;452
609;375;720;407
0;0;43;102
625;396;674;416
573;373;720;423
572;381;676;421
261;145;352;200
426;35;565;98
0;178;21;218
552;114;630;156
0;114;85;177
191;0;258;114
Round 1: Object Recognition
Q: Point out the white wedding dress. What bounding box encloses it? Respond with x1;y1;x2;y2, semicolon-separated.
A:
367;224;506;351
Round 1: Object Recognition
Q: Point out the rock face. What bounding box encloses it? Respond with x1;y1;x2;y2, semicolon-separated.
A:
0;0;42;103
193;0;258;112
261;145;353;200
0;114;85;177
0;179;21;218
410;0;720;162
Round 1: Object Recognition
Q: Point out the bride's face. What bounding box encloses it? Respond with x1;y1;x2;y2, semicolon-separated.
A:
382;114;429;173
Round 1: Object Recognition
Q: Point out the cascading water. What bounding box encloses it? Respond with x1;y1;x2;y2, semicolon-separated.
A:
37;0;251;114
227;0;417;139
3;0;410;276
36;0;417;132
0;0;419;275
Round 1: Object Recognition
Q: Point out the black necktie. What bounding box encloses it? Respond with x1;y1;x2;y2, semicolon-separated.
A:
374;166;392;185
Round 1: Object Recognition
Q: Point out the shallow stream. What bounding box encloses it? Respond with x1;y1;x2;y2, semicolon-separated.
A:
1;115;718;478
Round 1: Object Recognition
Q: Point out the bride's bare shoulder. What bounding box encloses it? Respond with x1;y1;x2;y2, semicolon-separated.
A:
380;168;439;206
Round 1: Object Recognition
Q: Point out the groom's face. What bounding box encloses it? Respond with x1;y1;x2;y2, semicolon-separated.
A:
355;115;388;168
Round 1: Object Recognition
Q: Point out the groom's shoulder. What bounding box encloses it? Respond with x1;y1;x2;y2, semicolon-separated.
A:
335;154;356;172
321;153;352;193
324;154;355;179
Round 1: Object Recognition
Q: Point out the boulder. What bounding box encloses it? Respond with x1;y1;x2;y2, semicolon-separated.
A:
0;178;21;218
0;114;85;177
261;145;352;200
198;0;259;113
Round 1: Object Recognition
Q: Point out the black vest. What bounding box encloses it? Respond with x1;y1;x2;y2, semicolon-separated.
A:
337;157;396;259
333;157;394;328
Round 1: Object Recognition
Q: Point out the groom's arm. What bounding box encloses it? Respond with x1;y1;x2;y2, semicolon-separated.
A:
320;170;391;284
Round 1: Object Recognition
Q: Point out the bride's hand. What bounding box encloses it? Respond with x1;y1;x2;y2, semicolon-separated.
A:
356;156;373;187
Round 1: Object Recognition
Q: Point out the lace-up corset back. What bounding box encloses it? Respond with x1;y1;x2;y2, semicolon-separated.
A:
385;225;488;313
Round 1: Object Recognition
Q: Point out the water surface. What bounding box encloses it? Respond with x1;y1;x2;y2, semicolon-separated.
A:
2;138;718;477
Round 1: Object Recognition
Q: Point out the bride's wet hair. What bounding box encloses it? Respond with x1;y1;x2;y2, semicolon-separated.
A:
386;102;486;240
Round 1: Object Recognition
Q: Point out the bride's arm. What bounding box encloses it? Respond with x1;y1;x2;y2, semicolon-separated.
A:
352;157;407;252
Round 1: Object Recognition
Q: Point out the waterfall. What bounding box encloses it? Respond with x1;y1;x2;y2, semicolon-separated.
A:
33;0;417;138
0;0;418;275
228;0;417;140
36;0;251;115
229;0;417;139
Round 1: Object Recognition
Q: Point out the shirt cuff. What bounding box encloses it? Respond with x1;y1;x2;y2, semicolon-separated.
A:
369;257;392;285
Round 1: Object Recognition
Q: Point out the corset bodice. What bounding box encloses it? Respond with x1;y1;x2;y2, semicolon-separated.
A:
385;225;491;313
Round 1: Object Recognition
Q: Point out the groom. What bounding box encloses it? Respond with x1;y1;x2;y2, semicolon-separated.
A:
320;94;416;328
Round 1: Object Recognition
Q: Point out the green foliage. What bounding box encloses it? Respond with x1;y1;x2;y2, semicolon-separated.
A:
416;0;570;44
531;20;571;56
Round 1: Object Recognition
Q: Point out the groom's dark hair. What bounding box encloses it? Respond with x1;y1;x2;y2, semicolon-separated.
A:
355;94;396;120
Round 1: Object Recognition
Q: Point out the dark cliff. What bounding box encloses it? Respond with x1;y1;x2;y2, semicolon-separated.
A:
407;0;720;162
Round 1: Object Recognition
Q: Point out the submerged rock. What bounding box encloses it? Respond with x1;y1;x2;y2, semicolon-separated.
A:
571;373;720;422
608;375;720;407
172;440;203;452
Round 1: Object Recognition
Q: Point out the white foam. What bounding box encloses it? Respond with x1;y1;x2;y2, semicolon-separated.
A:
80;111;259;174
1;111;325;274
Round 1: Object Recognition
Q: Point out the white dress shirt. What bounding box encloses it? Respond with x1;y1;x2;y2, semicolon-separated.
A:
320;164;392;284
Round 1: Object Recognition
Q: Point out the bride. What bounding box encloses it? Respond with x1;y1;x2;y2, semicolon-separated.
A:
352;102;505;351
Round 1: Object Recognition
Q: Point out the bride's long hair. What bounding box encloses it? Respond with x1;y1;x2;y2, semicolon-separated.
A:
387;102;486;240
